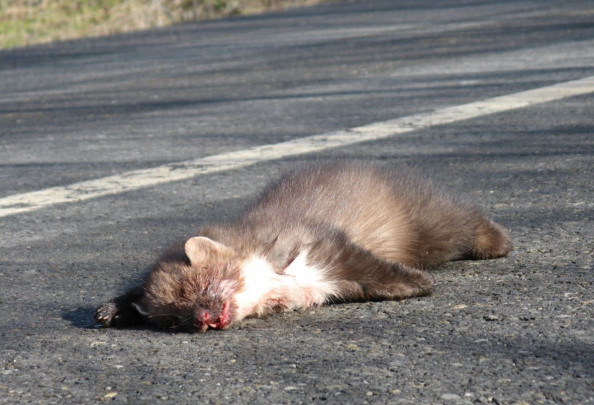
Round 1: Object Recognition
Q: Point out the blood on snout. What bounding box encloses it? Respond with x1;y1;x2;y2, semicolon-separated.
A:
195;309;211;325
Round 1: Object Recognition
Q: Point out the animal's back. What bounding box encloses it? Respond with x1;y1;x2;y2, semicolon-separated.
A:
245;162;487;268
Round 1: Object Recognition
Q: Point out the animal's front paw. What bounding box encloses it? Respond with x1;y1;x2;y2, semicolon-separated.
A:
94;302;118;327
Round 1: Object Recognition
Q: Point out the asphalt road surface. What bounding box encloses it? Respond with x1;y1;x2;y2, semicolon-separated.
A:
1;0;593;403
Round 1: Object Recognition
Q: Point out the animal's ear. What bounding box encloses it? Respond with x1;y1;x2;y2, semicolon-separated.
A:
184;236;234;264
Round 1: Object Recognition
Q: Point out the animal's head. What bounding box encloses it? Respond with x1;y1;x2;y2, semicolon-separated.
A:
133;237;243;332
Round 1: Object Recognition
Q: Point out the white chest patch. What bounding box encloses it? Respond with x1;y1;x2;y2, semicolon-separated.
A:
284;252;336;296
233;257;280;320
233;252;338;321
280;251;339;310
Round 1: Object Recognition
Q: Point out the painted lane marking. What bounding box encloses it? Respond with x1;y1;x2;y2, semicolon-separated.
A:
1;75;593;218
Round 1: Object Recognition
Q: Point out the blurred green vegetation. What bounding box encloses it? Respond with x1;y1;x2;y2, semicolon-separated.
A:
0;0;322;49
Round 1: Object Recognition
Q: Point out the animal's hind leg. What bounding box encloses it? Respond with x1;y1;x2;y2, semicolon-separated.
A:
352;260;434;301
467;218;513;260
307;235;434;302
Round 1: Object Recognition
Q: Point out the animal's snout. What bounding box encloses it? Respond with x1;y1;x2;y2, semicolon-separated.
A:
194;309;211;332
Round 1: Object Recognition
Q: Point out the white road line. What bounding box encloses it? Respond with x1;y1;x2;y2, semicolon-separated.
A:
1;75;593;218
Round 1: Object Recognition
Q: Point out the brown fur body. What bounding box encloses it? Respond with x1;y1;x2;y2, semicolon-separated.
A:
95;162;512;332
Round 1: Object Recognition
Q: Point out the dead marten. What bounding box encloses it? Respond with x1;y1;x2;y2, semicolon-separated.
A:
95;162;512;332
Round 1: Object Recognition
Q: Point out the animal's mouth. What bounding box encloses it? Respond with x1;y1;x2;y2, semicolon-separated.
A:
211;300;232;329
196;301;231;332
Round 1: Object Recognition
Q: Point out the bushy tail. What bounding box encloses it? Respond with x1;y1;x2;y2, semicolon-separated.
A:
468;218;513;260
